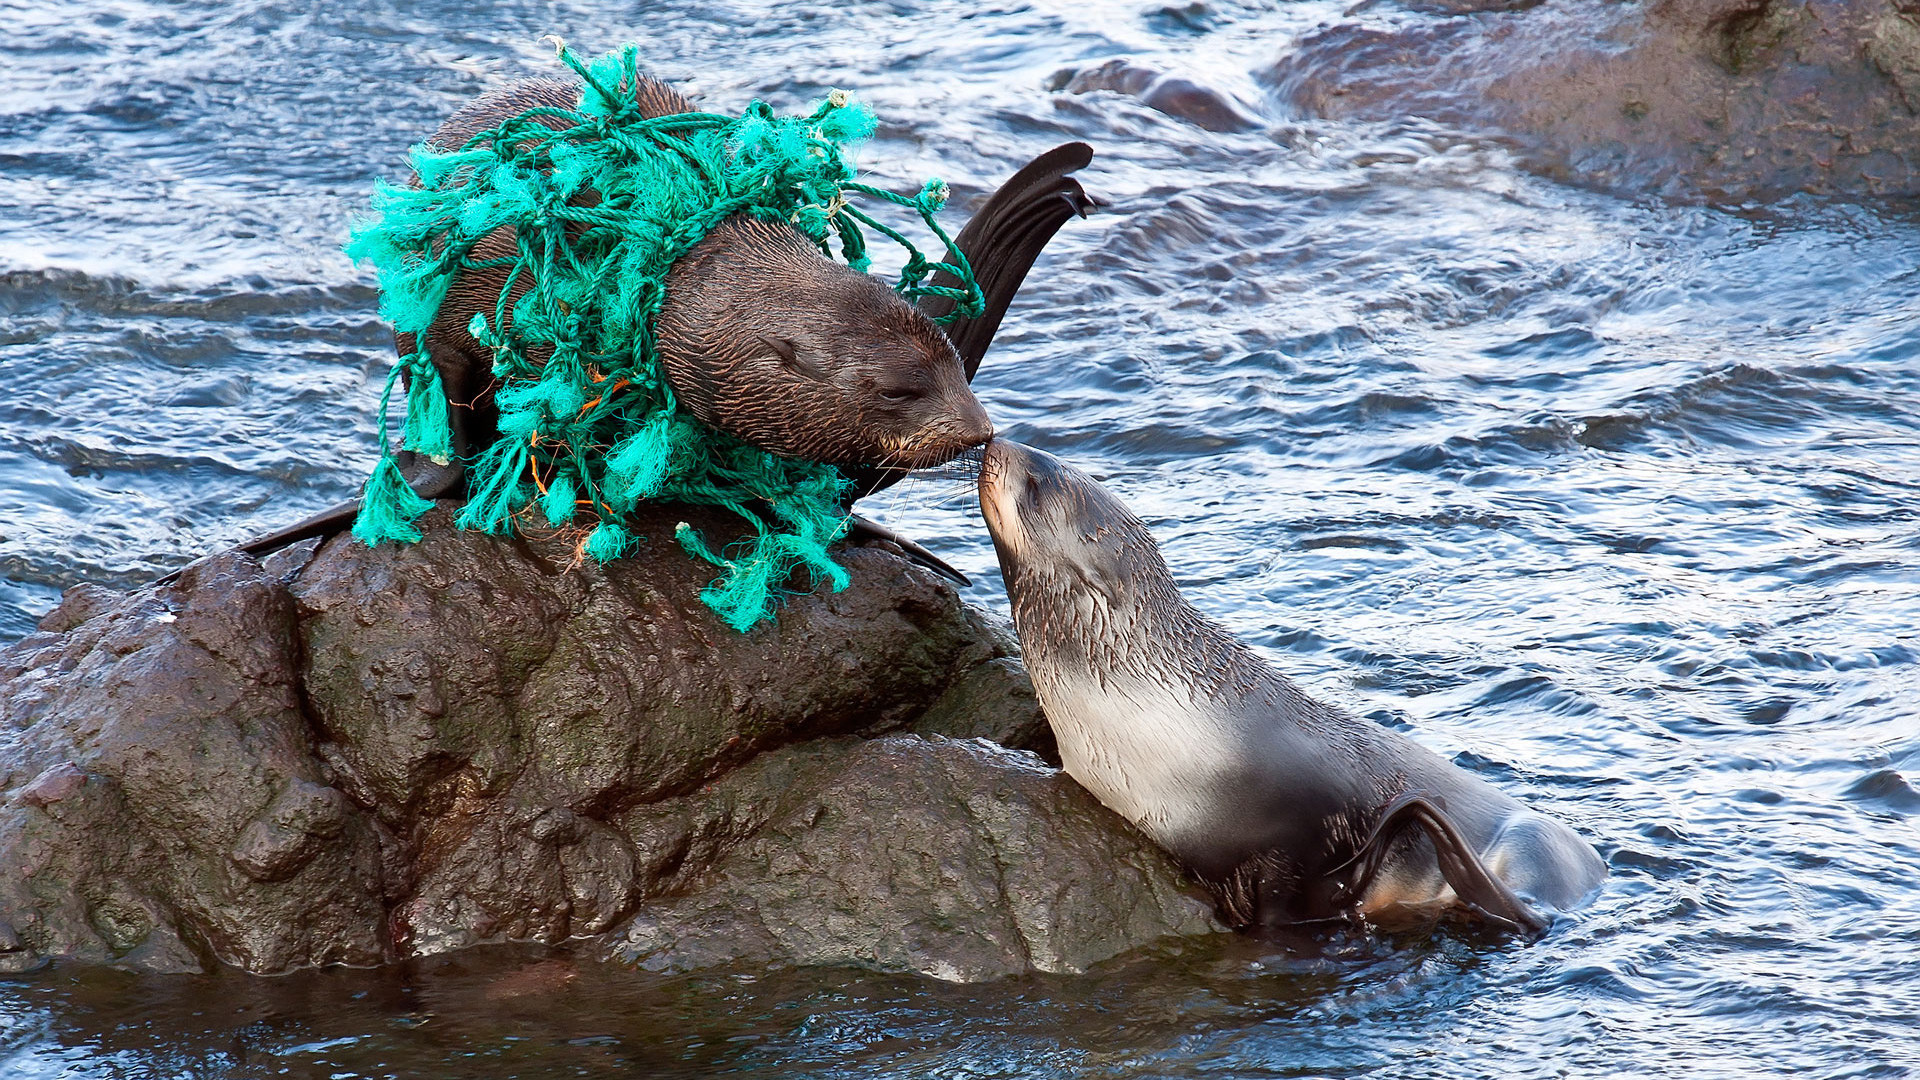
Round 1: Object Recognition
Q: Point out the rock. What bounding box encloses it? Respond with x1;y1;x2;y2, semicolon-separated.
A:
0;551;390;975
913;657;1054;757
0;503;1221;980
1261;0;1920;201
33;583;124;635
908;607;1057;763
228;779;356;883
15;762;86;808
259;536;320;583
605;736;1221;980
1056;58;1266;132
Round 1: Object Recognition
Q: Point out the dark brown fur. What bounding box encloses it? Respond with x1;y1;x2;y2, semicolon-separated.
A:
181;84;1092;578
404;76;989;469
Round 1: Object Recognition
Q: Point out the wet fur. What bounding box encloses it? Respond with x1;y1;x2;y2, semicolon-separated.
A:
978;440;1606;932
407;76;990;468
659;218;988;468
192;83;1094;582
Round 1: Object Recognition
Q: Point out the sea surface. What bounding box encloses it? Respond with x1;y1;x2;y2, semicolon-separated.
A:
3;1;1918;1077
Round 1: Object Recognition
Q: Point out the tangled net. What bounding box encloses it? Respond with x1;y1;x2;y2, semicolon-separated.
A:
345;43;982;630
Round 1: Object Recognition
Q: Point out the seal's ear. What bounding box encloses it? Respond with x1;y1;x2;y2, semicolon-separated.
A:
761;335;827;382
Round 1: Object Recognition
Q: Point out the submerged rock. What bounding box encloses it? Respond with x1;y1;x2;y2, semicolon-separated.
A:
1053;58;1267;133
0;504;1220;979
1262;0;1920;201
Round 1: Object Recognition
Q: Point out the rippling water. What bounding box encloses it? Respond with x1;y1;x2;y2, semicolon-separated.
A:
4;0;1919;1076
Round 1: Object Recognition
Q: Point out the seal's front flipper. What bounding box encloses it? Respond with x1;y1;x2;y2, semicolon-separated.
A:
845;514;970;586
1332;791;1550;934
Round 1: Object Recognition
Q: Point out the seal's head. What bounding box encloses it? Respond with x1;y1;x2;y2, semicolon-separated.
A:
415;77;994;474
978;439;1179;627
659;217;993;469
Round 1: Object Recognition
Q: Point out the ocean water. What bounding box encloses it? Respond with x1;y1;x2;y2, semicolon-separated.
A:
2;1;1917;1076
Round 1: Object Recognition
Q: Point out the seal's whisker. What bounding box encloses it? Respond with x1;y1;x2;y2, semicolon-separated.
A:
904;445;987;483
858;466;980;513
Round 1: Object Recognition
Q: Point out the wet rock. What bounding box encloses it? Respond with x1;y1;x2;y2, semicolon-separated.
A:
33;583;123;635
15;762;86;808
0;503;1220;980
1261;0;1920;200
0;552;390;975
606;737;1221;980
913;657;1053;755
259;536;320;583
228;780;357;883
1056;58;1266;132
908;607;1058;764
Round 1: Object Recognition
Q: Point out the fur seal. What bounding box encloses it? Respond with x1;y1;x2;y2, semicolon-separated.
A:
216;78;1094;576
977;439;1606;932
415;76;994;472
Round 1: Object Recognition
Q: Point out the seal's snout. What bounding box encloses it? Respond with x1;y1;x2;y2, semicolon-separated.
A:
980;440;1157;595
980;439;1068;504
880;355;994;469
977;438;1020;550
978;438;1057;562
655;217;1000;471
977;437;1030;495
952;391;994;452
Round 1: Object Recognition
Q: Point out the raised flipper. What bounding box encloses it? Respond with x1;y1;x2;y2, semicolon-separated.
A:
848;143;1098;503
920;141;1098;379
1324;791;1550;934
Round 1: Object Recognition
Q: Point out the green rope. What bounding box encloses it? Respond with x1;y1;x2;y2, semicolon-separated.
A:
345;43;984;632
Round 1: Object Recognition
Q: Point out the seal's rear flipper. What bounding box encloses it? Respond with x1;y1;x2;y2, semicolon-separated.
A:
1333;791;1550;934
852;143;1098;504
919;142;1098;378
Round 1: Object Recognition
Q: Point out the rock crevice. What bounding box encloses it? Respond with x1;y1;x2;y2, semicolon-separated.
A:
0;504;1221;980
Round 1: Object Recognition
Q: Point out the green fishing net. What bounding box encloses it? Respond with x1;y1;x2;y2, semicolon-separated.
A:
345;43;982;631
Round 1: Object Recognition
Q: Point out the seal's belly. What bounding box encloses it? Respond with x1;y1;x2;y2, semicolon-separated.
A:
1038;670;1242;851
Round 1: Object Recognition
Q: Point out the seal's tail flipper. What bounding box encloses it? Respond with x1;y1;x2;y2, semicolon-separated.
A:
918;142;1098;378
1334;791;1550;934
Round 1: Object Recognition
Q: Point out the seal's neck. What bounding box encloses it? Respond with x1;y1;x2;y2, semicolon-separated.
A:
1005;560;1271;701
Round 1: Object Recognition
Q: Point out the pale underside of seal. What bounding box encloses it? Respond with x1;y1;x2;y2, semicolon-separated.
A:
978;438;1606;933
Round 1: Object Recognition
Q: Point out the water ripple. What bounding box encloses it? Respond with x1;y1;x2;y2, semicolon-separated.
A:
3;0;1919;1075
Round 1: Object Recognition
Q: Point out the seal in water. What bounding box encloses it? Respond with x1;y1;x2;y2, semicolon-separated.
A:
977;439;1606;932
220;76;1095;577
